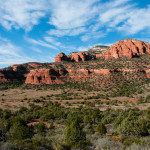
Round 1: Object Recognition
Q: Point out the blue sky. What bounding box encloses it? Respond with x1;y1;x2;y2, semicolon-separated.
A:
0;0;150;68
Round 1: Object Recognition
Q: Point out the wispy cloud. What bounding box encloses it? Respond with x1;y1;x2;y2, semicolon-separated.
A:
44;36;61;46
48;27;87;37
25;37;58;50
81;31;106;42
117;5;150;34
0;37;37;67
0;37;20;57
0;0;48;31
0;0;150;37
48;0;98;29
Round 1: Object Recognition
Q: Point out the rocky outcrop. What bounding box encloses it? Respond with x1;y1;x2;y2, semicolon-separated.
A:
25;68;114;84
88;45;109;55
55;39;150;62
55;52;95;62
92;69;111;75
104;39;150;60
25;69;63;84
68;52;95;62
67;69;90;76
55;52;68;62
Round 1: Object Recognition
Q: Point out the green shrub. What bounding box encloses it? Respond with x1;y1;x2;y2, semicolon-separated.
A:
96;123;107;135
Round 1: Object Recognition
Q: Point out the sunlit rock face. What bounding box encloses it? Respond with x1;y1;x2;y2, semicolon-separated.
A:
25;69;63;85
55;52;95;62
104;39;150;60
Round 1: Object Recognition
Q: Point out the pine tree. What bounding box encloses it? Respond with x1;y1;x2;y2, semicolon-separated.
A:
65;118;86;145
96;122;107;135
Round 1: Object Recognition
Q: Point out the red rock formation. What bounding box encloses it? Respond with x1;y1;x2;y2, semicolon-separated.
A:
55;52;67;62
104;39;150;60
25;69;63;85
92;69;111;75
55;52;95;62
95;54;104;58
67;69;90;76
68;52;94;62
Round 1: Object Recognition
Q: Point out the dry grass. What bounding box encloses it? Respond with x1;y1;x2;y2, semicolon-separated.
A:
0;82;150;111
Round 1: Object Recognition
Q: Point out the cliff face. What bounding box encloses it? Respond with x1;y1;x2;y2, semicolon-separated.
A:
104;39;150;60
55;52;95;63
55;39;150;62
24;68;113;84
55;52;68;63
68;52;95;62
25;69;63;84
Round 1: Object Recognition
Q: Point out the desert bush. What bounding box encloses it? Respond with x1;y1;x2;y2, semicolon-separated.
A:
93;137;122;150
96;123;107;135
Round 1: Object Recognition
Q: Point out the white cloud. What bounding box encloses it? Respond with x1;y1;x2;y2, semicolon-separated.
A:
0;37;37;67
99;6;131;25
46;0;99;38
48;0;98;29
96;0;150;35
31;47;42;53
0;0;149;37
117;5;150;34
0;0;48;31
44;36;62;46
25;37;58;50
81;31;106;42
0;37;20;57
102;0;131;8
48;27;87;37
78;46;92;52
0;56;37;65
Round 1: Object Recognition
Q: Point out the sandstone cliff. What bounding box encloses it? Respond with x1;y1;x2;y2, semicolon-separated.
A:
55;52;68;63
55;52;95;63
25;69;63;84
104;39;150;60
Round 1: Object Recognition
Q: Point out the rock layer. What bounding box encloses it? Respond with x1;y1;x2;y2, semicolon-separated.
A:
104;39;150;60
25;69;63;84
55;52;68;63
55;52;95;62
68;52;95;62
